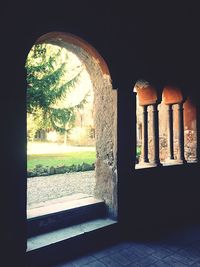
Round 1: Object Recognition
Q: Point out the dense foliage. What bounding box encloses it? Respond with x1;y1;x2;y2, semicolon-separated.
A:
26;43;87;138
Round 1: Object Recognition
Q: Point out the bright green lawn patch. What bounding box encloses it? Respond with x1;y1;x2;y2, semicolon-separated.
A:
27;151;96;170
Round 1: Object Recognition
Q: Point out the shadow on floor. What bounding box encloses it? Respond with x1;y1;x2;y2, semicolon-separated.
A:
48;221;200;267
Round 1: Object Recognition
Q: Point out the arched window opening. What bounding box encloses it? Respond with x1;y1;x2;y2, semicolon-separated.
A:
162;86;197;165
134;80;160;168
134;81;197;169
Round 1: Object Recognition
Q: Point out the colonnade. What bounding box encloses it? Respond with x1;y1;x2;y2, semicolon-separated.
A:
135;83;188;167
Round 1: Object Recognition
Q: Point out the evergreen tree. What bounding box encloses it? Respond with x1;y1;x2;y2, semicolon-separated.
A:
26;43;87;136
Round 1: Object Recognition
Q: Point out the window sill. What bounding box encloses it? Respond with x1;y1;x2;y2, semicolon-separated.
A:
135;160;198;169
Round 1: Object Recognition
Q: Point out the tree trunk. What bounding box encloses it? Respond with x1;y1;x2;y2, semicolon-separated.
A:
64;131;67;145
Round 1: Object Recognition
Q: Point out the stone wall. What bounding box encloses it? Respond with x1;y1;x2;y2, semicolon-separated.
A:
67;45;118;218
94;78;117;218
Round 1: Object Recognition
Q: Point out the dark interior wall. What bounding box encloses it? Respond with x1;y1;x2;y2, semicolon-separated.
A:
1;1;200;265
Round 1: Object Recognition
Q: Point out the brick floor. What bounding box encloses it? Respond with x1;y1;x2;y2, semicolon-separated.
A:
51;223;200;266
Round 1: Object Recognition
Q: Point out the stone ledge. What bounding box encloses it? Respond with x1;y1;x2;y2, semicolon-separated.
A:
135;162;159;169
27;195;104;219
135;160;198;169
26;218;118;267
27;195;107;237
27;218;117;251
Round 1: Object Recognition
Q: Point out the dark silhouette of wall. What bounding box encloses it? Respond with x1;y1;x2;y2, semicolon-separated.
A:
1;1;200;266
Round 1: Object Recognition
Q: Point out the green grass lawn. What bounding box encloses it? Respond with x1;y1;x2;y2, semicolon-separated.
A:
27;151;96;170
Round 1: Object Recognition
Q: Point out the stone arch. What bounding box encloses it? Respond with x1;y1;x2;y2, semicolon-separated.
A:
28;32;118;218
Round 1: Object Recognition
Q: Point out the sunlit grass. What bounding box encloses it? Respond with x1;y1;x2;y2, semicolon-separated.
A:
27;151;96;170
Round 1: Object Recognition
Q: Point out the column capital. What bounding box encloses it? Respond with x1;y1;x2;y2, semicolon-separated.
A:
134;80;158;106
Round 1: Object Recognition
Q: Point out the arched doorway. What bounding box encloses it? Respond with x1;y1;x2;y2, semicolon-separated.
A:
26;32;118;219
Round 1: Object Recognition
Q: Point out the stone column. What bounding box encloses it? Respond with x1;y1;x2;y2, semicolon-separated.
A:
152;104;160;165
142;105;149;162
167;104;174;160
177;102;185;162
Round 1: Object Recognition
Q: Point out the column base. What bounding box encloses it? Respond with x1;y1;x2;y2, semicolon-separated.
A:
151;161;162;167
187;158;198;164
163;158;186;166
135;161;160;169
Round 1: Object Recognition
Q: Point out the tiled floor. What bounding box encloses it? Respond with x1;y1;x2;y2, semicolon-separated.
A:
50;223;200;266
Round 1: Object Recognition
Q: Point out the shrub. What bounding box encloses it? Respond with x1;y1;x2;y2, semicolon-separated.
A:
136;146;141;156
27;162;95;178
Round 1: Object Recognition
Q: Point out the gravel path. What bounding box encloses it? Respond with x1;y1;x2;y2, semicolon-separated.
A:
27;170;95;209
